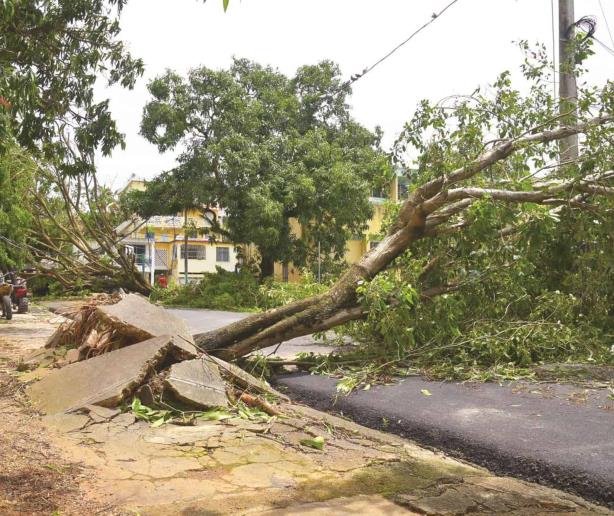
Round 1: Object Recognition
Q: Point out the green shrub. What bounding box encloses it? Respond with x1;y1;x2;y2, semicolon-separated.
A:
151;268;262;311
150;267;328;311
259;272;329;310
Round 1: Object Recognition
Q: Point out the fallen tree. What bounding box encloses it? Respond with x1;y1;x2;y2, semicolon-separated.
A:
28;163;152;295
195;112;614;360
190;40;614;360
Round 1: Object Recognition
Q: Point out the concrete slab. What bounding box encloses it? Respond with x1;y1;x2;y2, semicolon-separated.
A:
28;335;186;414
97;294;196;355
164;358;228;408
212;356;288;401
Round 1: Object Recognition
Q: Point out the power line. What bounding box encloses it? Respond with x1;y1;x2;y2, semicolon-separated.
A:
598;0;614;48
345;0;462;88
594;35;614;58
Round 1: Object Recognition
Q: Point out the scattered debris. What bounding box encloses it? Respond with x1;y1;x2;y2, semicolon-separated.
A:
239;392;282;416
26;295;285;422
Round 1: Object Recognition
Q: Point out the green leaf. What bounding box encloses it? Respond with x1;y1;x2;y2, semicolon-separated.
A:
223;0;229;11
421;389;432;397
150;417;167;428
336;377;359;395
300;436;325;450
199;409;233;421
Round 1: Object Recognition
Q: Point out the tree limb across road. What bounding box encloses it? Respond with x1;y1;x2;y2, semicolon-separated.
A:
195;114;614;360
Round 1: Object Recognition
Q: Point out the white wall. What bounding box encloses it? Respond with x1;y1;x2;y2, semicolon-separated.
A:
176;242;238;275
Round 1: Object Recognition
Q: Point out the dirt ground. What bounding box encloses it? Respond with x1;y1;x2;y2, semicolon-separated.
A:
0;307;612;515
0;308;118;515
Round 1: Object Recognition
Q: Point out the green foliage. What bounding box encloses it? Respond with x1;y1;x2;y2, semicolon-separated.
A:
0;141;35;269
151;268;328;311
258;272;329;310
299;436;325;450
138;58;391;273
316;42;614;385
0;0;143;174
130;397;238;427
131;398;175;427
151;268;262;311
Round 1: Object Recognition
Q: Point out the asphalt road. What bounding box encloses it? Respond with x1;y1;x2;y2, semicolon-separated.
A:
276;373;614;508
170;307;614;507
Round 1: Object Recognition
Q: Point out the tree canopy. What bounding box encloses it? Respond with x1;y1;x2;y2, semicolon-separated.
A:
0;0;143;174
136;58;391;276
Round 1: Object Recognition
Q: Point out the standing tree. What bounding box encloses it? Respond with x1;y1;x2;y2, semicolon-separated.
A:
139;59;390;277
0;0;143;174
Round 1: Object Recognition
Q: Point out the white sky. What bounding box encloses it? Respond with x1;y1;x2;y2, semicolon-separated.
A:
96;0;614;188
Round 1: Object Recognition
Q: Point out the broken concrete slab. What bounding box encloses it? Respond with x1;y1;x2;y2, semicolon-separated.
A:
211;356;289;401
164;358;228;409
96;294;196;354
28;335;193;414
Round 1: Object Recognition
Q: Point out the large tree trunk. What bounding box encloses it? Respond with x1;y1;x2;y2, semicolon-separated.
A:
259;254;275;280
197;200;437;359
194;116;614;361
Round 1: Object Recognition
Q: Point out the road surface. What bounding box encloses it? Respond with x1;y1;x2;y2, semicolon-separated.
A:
171;307;614;508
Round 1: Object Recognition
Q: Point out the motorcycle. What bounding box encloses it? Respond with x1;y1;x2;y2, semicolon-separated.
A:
0;274;13;320
11;276;29;314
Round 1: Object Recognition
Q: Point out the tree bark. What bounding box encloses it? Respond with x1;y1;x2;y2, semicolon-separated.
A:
259;254;275;280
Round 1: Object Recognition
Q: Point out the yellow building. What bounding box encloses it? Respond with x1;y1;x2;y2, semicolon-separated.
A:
118;180;239;285
120;172;406;285
273;175;402;282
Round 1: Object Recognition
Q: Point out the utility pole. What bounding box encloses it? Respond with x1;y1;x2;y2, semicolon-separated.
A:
183;209;189;286
558;0;579;164
149;236;155;287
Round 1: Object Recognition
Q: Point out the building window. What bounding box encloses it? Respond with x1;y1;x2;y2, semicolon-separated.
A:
180;244;206;260
216;246;230;262
133;244;146;265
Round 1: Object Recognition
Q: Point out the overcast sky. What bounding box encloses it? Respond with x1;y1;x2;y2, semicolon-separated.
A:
96;0;614;188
